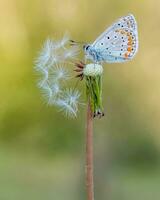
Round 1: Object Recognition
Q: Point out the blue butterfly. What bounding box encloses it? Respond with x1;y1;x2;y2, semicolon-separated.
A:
83;14;138;63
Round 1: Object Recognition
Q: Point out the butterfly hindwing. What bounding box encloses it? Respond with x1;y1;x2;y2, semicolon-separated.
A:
92;14;138;63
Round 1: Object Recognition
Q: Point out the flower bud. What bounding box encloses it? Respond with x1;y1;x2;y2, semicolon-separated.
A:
83;63;103;76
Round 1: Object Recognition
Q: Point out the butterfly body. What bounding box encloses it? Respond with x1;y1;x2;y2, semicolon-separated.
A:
84;14;138;63
84;45;104;62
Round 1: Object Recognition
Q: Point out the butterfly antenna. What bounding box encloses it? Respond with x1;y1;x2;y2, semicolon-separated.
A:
70;40;86;46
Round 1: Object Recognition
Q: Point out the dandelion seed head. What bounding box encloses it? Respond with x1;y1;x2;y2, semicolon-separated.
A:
35;34;81;118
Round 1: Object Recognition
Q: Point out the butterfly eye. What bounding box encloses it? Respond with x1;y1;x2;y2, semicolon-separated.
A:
83;45;90;51
85;45;90;51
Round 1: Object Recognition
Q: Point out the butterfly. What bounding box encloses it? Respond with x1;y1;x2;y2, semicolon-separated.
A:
83;14;138;63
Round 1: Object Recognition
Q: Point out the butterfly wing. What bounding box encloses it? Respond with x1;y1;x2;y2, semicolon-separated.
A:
92;14;138;63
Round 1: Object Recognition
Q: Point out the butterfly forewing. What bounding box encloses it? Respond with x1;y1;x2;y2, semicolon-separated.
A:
92;14;138;63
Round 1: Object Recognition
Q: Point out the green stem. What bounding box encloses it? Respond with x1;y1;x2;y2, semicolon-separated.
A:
86;100;94;200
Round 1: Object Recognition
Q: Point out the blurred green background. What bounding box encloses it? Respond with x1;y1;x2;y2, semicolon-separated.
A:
0;0;160;199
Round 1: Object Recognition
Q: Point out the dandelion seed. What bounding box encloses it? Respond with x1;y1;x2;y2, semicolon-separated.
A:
37;68;49;88
54;89;80;117
50;65;70;82
35;39;59;71
54;33;70;49
41;83;53;101
51;83;61;95
62;46;80;60
48;83;61;104
35;39;53;69
63;89;80;108
56;98;77;118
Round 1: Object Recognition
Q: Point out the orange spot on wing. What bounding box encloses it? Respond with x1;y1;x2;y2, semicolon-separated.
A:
124;52;129;58
128;36;132;42
127;47;132;52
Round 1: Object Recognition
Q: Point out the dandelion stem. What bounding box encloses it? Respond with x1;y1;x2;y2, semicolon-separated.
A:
86;100;94;200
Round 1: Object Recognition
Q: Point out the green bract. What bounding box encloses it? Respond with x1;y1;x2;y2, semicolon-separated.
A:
85;71;104;118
